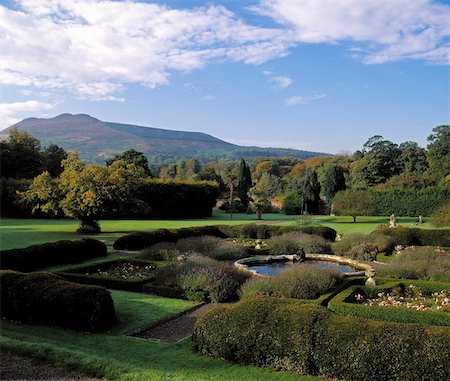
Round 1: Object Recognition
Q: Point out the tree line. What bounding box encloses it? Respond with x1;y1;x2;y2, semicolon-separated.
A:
1;125;449;229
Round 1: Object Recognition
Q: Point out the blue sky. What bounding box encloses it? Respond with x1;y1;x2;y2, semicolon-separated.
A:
0;0;449;153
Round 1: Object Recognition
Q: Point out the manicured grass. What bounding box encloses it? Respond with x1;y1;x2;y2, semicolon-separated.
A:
0;290;325;381
0;214;436;250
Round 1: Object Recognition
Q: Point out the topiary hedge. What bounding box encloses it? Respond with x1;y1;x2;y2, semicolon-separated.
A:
193;296;450;381
373;227;450;248
327;279;450;327
113;224;337;251
0;238;108;272
0;270;116;332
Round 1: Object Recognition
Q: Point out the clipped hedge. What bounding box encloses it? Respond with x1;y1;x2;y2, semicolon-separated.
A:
328;279;450;327
139;180;219;218
369;187;450;217
193;296;450;381
0;239;107;272
58;259;156;292
114;224;337;251
373;227;450;248
0;270;116;332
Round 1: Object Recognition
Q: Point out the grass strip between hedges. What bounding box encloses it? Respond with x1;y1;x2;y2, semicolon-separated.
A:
328;278;450;327
0;289;325;381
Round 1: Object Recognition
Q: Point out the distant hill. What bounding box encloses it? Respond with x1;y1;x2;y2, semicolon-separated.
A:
5;114;329;163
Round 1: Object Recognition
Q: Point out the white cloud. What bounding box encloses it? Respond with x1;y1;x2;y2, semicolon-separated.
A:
254;0;450;65
262;70;292;88
0;1;290;100
0;100;54;129
203;94;216;101
284;93;327;106
284;96;305;106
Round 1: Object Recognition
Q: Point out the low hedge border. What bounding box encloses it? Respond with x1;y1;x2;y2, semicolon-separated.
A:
142;283;187;299
328;278;450;327
113;224;337;251
0;270;116;332
0;239;107;272
373;227;450;249
58;259;158;293
193;296;450;381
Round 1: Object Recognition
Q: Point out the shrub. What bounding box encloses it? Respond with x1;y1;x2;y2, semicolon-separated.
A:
275;232;332;254
176;236;248;260
333;233;395;257
0;238;107;272
193;296;450;381
0;270;116;332
114;224;337;251
373;227;450;248
430;202;450;227
374;246;450;282
240;266;342;300
154;255;250;302
140;242;181;261
268;234;305;257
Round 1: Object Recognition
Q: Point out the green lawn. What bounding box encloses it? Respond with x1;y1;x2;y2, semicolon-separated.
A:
0;290;325;381
0;213;436;250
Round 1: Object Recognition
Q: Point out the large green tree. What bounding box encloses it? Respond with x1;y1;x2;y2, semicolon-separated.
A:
106;149;152;176
23;152;149;233
0;128;44;179
219;162;239;219
333;190;376;223
318;163;346;206
426;125;450;181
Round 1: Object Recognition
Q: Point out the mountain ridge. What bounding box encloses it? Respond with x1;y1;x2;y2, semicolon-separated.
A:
5;113;329;163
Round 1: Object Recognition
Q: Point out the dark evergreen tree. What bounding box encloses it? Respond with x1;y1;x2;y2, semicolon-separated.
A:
238;159;252;209
105;149;152;176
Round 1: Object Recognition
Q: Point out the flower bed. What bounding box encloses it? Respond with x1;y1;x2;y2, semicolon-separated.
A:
358;284;449;312
58;259;158;292
328;278;450;326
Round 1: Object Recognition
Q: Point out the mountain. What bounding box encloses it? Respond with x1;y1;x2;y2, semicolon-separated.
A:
5;114;328;163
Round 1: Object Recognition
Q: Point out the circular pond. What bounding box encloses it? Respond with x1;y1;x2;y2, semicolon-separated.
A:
247;260;359;276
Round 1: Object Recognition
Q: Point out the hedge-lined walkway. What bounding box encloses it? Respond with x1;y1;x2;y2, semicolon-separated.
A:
132;303;225;343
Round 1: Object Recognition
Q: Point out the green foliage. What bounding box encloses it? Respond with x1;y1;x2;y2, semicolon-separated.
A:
193;296;450;381
332;233;395;257
269;233;307;256
0;128;44;179
0;238;107;272
373;226;450;247
114;224;337;251
333;190;376;222
105;149;152;176
154;255;250;302
238;159;252;209
0;178;32;217
176;236;248;260
369;186;450;216
430;202;450;227
328;280;450;326
42;144;68;177
282;190;304;215
140;180;219;218
0;270;116;332
426;125;450;181
318;163;346;206
374;246;450;282
240;266;342;300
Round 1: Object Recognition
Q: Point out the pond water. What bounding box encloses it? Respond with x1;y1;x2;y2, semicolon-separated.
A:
247;260;359;276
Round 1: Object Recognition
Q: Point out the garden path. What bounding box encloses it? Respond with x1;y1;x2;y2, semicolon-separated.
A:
131;303;226;343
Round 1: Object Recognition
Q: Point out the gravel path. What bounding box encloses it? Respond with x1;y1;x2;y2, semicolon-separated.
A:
133;303;225;343
0;353;102;381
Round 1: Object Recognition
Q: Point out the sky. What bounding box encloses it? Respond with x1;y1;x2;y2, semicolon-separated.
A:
0;0;449;154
